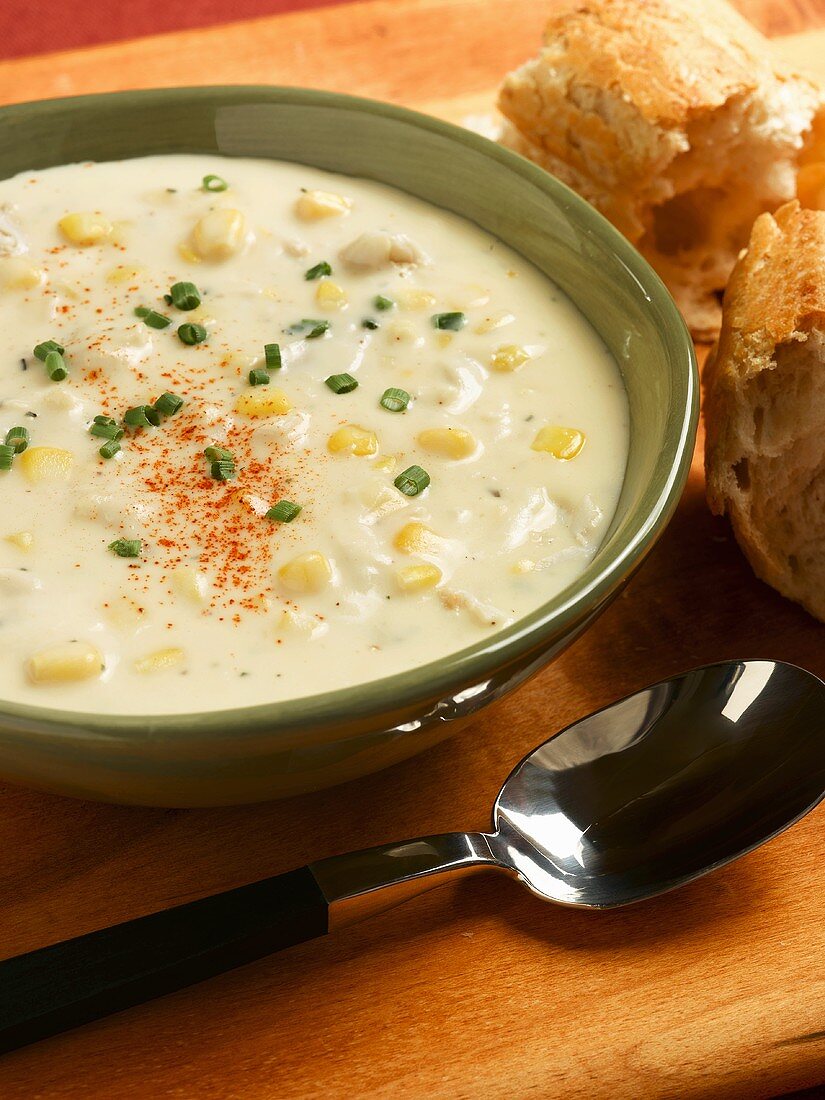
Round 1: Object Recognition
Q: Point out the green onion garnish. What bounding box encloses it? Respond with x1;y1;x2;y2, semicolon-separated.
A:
5;426;29;454
89;421;124;442
44;350;68;381
167;281;201;310
135;306;172;330
177;322;207;345
93;414;117;426
432;312;466;331
249;368;270;387
325;373;358;394
266;500;302;523
33;339;64;362
374;295;394;311
264;343;282;370
99;440;121;460
380;387;411;413
202;174;228;192
153;392;184;417
203;445;234;462
210;459;236;482
286;318;329;339
108;538;142;558
0;444;16;471
304;261;332;281
362;318;379;330
124;405;160;429
394;464;430;497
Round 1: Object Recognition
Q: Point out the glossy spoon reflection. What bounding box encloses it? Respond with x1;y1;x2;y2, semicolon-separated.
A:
1;660;823;1053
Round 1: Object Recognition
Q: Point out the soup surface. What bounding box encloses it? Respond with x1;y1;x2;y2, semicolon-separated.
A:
0;155;628;714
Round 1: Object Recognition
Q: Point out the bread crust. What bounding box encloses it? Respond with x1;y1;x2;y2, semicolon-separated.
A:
704;201;825;618
498;0;823;340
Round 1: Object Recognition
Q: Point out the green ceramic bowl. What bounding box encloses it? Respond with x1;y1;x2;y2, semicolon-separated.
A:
0;87;697;806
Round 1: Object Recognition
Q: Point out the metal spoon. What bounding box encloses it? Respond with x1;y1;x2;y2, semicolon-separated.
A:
1;659;823;1053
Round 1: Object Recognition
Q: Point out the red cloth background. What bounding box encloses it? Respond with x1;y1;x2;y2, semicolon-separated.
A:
1;0;344;60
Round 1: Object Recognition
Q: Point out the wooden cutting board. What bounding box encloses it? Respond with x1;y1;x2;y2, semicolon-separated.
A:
0;2;824;1097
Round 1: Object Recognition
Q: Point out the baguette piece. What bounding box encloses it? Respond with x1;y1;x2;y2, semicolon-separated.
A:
704;201;825;621
498;0;823;340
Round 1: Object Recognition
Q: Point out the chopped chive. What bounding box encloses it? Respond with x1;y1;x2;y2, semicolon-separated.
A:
93;414;117;426
432;311;466;331
33;339;64;362
394;464;430;497
108;538;142;558
0;444;15;471
305;261;332;281
177;322;207;345
266;500;302;523
44;350;68;381
168;281;201;310
202;174;229;192
361;318;379;330
154;391;184;417
249;367;270;386
374;295;394;311
124;405;160;429
89;421;124;442
210;459;236;482
264;343;282;370
135;306;172;329
285;318;329;339
203;445;234;462
99;440;121;459
325;373;358;394
5;426;30;454
380;387;411;413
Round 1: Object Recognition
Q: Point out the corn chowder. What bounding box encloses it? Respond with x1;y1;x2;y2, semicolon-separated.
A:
0;155;628;714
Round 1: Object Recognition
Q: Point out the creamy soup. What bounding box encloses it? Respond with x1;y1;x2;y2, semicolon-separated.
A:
0;155;628;714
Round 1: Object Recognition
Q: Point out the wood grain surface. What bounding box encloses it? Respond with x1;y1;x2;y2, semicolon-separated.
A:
0;1;824;1097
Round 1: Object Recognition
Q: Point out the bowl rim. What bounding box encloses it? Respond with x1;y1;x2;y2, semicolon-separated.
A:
0;84;698;739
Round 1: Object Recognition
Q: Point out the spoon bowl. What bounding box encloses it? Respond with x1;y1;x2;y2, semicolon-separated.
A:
2;660;823;1053
493;660;825;908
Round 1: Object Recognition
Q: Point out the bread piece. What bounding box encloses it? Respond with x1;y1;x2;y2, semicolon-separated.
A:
498;0;823;340
704;201;825;620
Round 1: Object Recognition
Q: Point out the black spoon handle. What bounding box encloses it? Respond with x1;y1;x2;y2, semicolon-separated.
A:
0;865;328;1055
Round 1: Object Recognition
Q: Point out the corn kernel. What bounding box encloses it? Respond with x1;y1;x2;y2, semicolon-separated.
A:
0;257;44;290
371;454;397;473
531;426;586;460
104;593;146;630
417;427;477;460
275;607;326;639
327;425;378;456
436;332;453;349
58;212;112;246
192;208;246;260
393;522;443;555
26;641;104;684
490;344;530;373
19;447;74;484
315;280;348;309
396;564;442;592
295;190;352;220
172;566;210;604
106;264;144;284
178;242;202;264
134;647;186;674
474;310;515;334
235;389;293;417
512;559;536;574
278;551;332;593
398;289;436;311
5;531;33;551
